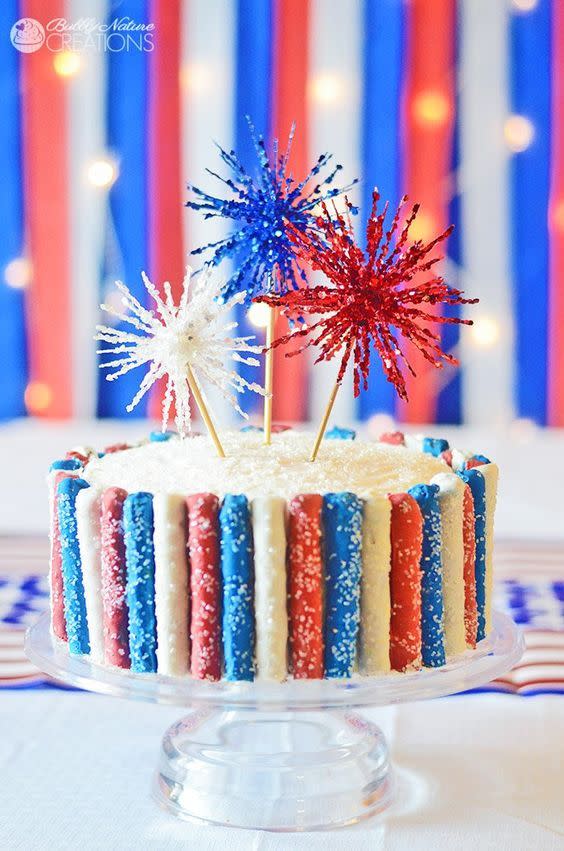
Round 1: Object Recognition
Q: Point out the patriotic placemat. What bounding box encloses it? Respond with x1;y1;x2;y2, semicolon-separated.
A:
0;537;563;693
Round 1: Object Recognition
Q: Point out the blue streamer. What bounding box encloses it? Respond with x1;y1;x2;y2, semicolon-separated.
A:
124;491;157;673
510;4;551;423
458;468;487;642
322;493;363;678
0;0;26;419
219;494;255;681
357;0;404;420
408;484;445;667
57;478;91;655
437;3;461;424
233;0;273;410
98;0;149;418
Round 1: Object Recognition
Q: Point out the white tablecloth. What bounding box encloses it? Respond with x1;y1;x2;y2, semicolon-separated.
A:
1;690;563;850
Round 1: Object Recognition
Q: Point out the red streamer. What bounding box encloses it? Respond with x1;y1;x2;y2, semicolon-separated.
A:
549;0;564;425
148;0;184;421
400;0;456;421
21;0;71;417
271;0;310;421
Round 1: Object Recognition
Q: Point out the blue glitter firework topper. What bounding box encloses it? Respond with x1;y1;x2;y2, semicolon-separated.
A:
185;117;358;304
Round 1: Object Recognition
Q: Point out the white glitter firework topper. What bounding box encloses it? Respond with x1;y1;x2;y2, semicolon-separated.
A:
95;267;265;437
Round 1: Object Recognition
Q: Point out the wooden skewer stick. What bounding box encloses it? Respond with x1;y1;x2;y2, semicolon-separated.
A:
263;305;277;445
186;365;226;458
310;379;341;462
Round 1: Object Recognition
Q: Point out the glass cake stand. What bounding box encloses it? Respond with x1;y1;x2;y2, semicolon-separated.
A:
26;611;522;832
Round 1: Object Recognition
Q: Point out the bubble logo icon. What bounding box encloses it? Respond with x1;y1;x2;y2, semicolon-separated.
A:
10;18;45;53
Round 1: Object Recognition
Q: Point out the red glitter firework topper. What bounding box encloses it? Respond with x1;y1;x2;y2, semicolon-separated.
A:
256;190;478;461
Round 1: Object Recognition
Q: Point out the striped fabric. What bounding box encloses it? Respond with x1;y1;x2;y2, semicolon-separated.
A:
1;537;564;694
1;2;563;426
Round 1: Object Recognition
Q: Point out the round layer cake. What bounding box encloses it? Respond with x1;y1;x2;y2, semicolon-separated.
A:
47;428;498;681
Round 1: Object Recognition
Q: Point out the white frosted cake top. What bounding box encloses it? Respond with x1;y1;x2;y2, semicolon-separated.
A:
83;430;447;499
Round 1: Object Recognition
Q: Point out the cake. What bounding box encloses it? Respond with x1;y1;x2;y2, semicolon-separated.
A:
47;427;498;681
47;134;487;684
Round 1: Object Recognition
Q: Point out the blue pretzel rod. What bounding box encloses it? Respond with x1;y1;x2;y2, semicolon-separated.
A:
57;477;91;655
458;468;487;641
124;492;157;673
219;494;254;681
408;484;445;667
322;492;363;678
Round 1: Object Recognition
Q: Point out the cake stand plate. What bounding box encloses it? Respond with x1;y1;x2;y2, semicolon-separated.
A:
26;611;522;832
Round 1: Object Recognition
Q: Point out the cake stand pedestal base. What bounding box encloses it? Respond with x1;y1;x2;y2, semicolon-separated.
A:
26;611;523;832
153;708;392;830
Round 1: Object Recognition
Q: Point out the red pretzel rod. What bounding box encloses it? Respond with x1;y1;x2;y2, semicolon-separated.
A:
462;484;478;648
187;493;222;681
100;487;130;668
389;492;423;671
288;494;324;679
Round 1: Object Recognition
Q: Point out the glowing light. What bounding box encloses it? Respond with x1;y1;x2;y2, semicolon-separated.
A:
408;210;436;243
504;115;535;153
469;316;501;349
247;301;272;329
309;73;345;106
25;381;52;414
4;257;32;289
87;157;118;188
180;63;211;94
551;199;564;233
367;413;396;437
53;51;81;78
413;89;451;128
511;0;538;11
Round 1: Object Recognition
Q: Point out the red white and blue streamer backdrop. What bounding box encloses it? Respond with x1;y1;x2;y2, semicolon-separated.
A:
1;0;563;427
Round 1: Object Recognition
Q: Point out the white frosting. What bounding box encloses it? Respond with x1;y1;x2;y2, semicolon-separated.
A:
478;463;499;635
153;494;189;676
75;487;105;663
360;497;392;674
451;448;471;472
431;472;466;657
251;497;288;681
83;431;447;499
403;434;423;453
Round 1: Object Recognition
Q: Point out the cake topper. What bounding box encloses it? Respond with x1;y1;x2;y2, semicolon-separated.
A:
96;268;265;457
257;190;478;461
186;117;356;445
